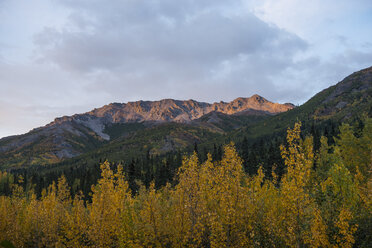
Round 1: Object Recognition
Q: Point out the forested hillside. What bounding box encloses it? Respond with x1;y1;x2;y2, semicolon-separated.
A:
0;119;371;247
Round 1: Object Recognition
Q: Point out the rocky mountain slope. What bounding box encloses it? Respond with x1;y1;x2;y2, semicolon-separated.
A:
234;66;372;139
50;95;293;139
0;95;293;168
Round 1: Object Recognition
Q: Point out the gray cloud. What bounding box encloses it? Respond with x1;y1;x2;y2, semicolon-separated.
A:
33;0;308;103
1;0;371;138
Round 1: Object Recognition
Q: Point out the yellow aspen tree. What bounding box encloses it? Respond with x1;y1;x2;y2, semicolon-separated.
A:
279;122;328;247
0;195;12;243
309;208;330;248
38;183;60;247
171;152;204;247
118;196;139;248
206;144;252;248
4;175;37;247
62;192;90;248
88;161;132;248
133;182;171;247
31;175;71;247
198;154;219;247
320;163;359;247
23;190;41;247
333;208;357;248
247;167;285;247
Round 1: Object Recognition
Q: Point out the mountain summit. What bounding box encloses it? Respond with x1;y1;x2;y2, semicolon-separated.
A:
0;95;293;167
50;95;294;139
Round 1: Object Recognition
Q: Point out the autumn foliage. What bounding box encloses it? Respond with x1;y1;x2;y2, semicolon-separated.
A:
0;120;371;247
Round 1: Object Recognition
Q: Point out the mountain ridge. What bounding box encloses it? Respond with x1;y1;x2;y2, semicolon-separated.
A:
48;94;294;139
0;94;293;168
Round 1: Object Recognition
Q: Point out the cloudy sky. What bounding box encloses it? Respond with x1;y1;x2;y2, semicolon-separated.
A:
0;0;372;138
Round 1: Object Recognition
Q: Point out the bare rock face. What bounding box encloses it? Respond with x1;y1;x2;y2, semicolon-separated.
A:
49;94;294;139
209;95;294;115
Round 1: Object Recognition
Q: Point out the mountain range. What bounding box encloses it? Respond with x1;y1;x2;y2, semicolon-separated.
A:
0;66;371;170
0;94;293;168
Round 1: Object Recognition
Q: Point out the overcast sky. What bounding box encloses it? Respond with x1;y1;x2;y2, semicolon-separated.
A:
0;0;372;138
